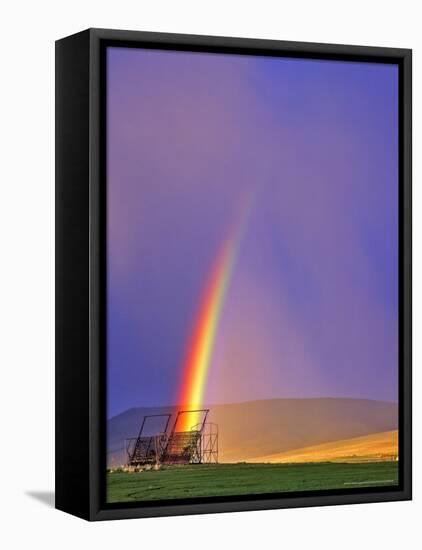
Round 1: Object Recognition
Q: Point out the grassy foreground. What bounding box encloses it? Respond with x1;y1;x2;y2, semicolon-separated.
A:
107;461;399;503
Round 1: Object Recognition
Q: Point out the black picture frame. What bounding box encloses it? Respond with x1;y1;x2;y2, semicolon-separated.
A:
55;28;412;521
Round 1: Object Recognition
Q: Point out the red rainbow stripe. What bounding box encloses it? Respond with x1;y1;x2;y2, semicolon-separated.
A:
177;198;251;431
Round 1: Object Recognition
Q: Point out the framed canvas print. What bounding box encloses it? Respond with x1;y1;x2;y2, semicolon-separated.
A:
55;28;412;521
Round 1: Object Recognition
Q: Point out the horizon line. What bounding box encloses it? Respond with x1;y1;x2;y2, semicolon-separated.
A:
108;395;399;421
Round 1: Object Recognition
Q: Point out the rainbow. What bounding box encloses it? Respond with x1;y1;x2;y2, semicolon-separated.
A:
177;199;251;431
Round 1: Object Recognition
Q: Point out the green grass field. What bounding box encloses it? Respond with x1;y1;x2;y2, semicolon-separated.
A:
107;461;399;503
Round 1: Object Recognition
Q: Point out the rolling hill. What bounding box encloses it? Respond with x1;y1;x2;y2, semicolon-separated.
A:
107;398;398;466
249;429;398;463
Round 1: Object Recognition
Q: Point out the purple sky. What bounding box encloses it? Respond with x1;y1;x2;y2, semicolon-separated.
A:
106;47;398;418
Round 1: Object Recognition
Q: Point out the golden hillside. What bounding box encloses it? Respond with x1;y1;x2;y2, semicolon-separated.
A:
108;399;398;466
249;430;398;463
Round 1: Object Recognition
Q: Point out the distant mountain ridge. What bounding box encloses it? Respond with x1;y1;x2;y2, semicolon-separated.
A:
107;398;398;467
